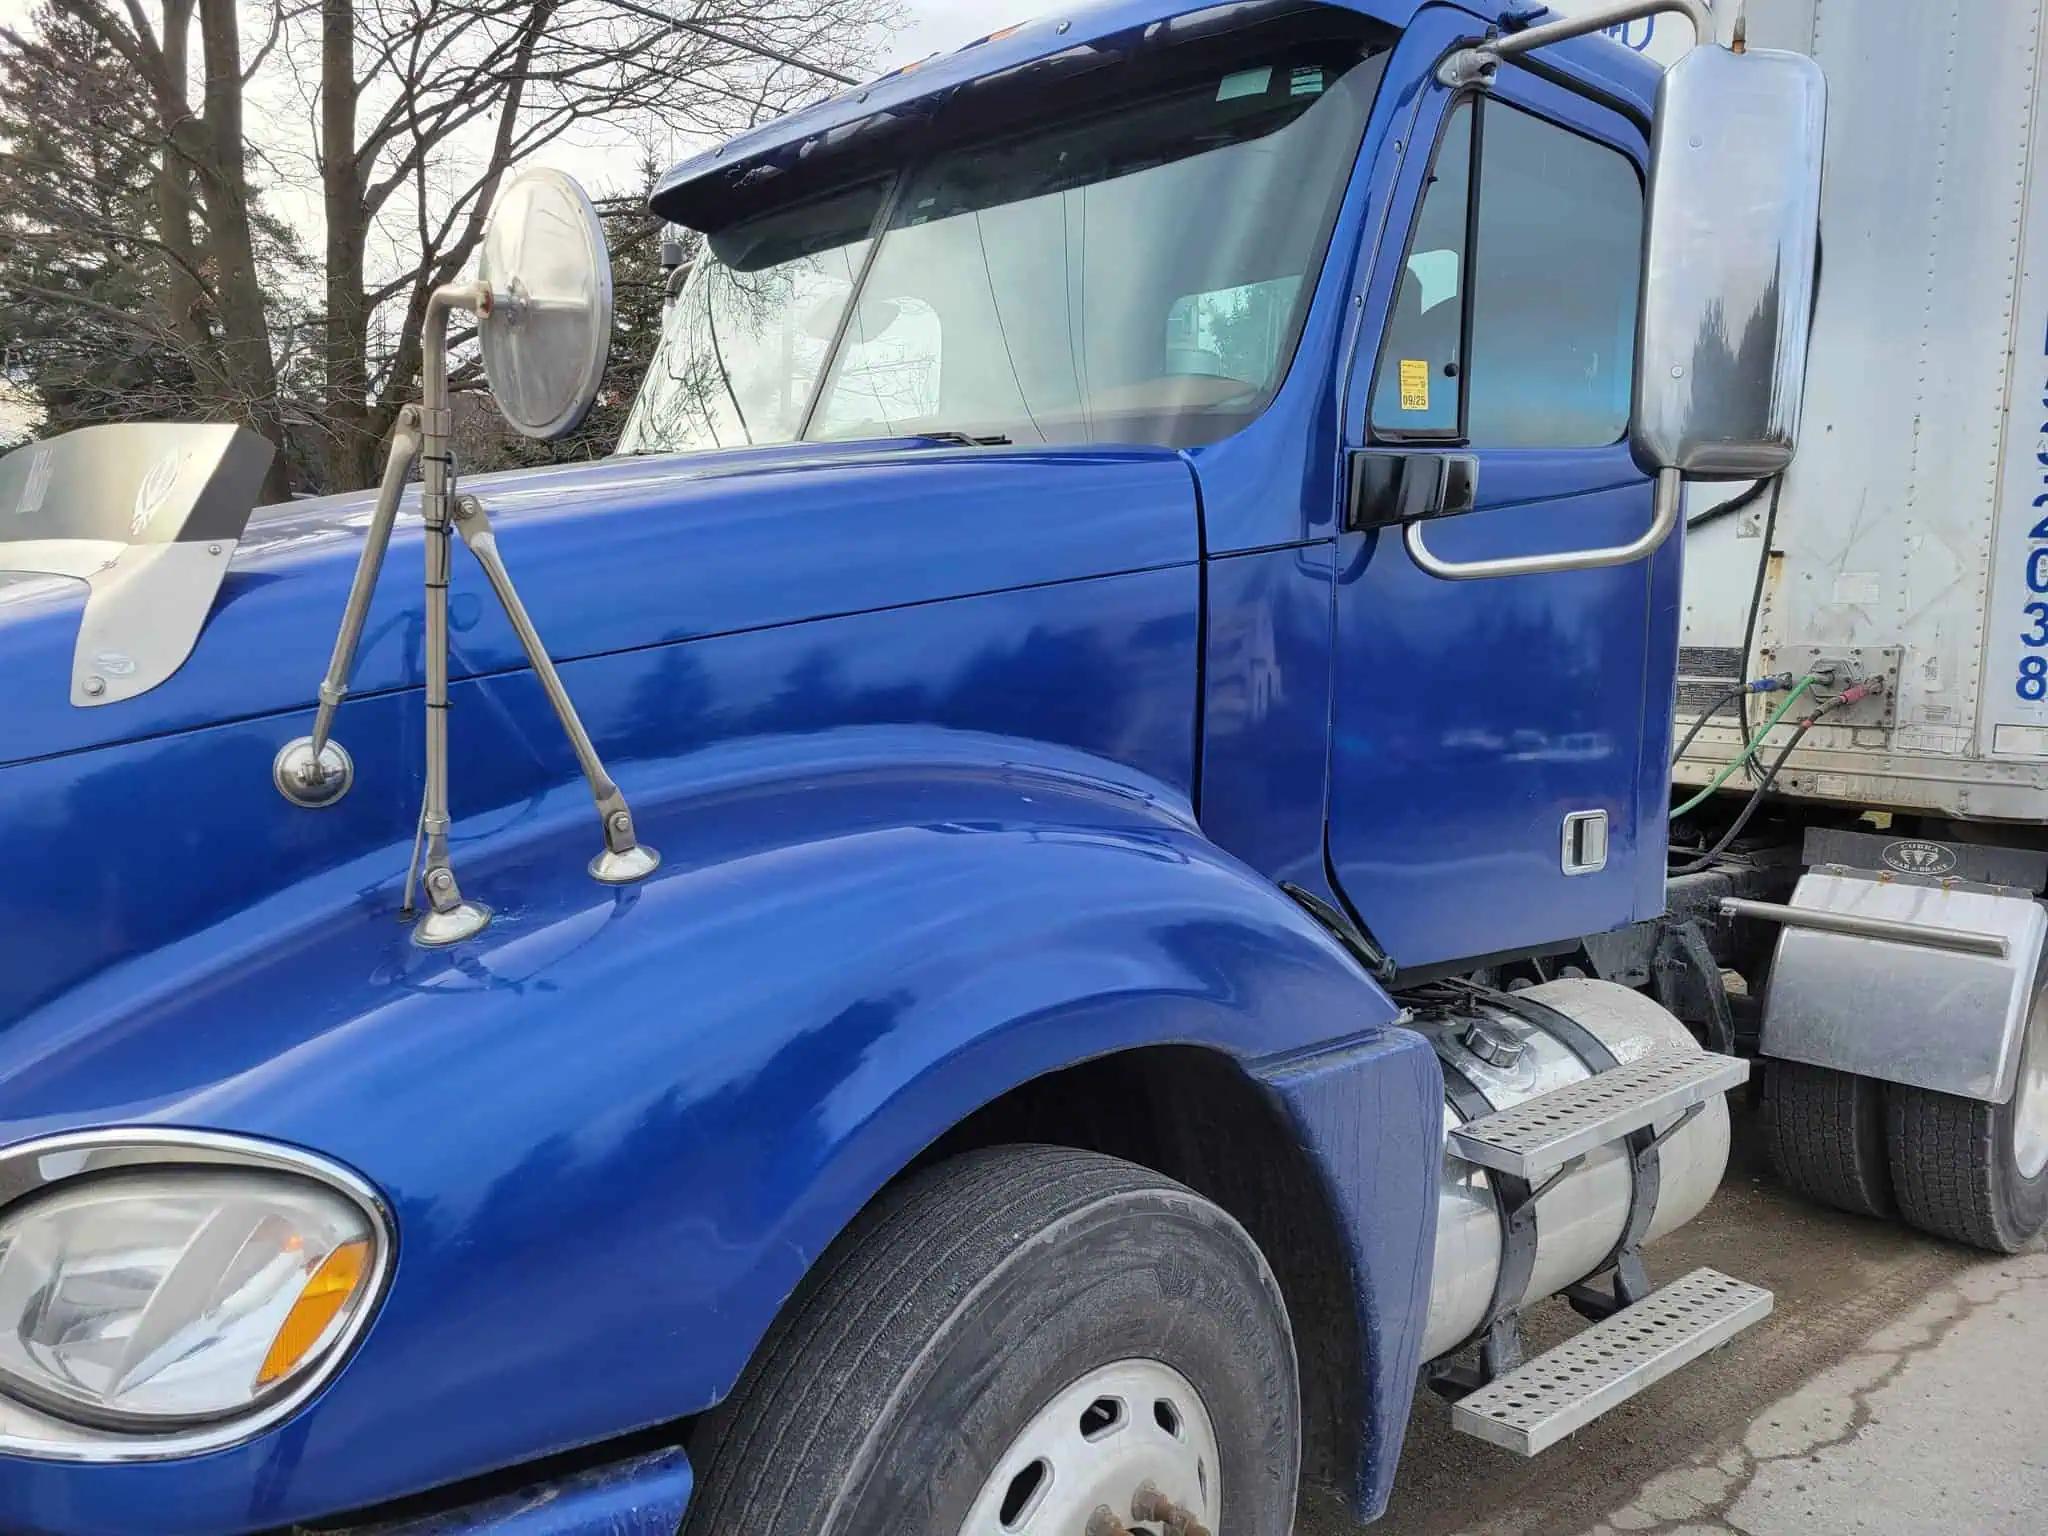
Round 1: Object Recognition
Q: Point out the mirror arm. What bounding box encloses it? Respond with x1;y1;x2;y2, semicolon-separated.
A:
452;493;660;885
273;406;425;809
1440;0;1718;86
1404;467;1682;581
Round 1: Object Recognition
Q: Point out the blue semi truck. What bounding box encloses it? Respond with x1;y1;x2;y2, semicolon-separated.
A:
0;1;1876;1532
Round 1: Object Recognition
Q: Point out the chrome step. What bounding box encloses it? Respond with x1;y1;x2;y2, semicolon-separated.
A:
1452;1267;1773;1455
1448;1047;1749;1179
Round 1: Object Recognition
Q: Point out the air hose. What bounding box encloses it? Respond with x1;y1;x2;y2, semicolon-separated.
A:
1668;674;1817;820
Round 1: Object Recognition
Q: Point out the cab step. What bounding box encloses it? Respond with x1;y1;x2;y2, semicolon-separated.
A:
1451;1267;1773;1454
1448;1046;1750;1179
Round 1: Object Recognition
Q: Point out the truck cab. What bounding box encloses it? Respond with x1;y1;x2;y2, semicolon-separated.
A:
0;3;1827;1533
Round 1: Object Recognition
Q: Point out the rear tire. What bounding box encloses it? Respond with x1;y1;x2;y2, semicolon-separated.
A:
1764;1059;1893;1218
1886;1086;2048;1254
679;1146;1301;1536
1885;985;2048;1254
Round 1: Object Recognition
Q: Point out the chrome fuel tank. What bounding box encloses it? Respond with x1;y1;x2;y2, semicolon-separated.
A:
1421;979;1731;1361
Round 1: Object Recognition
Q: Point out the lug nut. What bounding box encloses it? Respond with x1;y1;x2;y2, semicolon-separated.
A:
1132;1482;1212;1536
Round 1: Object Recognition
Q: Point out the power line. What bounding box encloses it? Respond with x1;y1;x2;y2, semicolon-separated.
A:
600;0;861;86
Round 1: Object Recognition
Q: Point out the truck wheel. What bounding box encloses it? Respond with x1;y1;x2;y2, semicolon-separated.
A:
679;1145;1300;1536
1764;1059;1893;1218
1886;993;2048;1253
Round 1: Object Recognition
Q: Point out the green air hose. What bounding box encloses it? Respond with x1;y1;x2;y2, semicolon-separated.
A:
1669;675;1817;820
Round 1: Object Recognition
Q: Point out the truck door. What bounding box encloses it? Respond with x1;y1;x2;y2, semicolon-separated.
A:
1326;69;1674;971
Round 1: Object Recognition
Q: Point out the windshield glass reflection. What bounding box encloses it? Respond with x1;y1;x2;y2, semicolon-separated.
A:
620;33;1388;455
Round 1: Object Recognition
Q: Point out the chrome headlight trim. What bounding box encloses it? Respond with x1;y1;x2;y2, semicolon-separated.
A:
0;1127;394;1463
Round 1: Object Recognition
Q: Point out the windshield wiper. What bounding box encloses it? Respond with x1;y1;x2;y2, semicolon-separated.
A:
914;430;1013;447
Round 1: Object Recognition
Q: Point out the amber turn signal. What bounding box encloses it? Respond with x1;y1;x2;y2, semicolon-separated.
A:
258;1238;372;1387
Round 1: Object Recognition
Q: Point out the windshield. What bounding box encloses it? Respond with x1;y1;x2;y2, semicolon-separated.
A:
620;32;1389;455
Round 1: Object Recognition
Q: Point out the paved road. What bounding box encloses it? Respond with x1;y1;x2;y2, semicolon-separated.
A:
1300;1101;2048;1536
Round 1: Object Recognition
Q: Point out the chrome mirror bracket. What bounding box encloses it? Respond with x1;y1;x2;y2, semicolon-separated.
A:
277;405;427;809
283;164;641;943
1436;49;1498;88
452;493;661;888
1440;0;1718;89
274;736;354;808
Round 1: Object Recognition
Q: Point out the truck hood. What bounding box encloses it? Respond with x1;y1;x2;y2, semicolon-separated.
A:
0;438;1198;767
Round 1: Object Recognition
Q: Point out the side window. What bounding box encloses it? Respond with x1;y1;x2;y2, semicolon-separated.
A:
1371;103;1471;435
1371;97;1643;447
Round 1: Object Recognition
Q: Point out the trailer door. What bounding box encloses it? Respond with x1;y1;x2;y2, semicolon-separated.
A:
1326;70;1674;971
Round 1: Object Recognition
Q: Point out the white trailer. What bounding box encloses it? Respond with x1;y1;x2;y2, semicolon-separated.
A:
1660;0;2048;1252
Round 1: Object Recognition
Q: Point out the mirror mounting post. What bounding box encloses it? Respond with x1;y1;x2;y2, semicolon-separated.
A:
280;167;648;945
408;279;496;949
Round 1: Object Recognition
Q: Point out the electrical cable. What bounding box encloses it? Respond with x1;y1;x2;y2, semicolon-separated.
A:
1669;698;1839;876
1670;673;1797;765
1683;476;1769;533
1734;474;1785;781
1670;680;1748;765
1669;675;1816;819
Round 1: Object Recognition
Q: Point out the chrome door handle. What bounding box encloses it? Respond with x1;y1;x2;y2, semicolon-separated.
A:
1404;466;1682;581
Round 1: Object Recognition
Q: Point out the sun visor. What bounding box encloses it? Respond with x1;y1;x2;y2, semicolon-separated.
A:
650;0;1347;232
0;423;274;707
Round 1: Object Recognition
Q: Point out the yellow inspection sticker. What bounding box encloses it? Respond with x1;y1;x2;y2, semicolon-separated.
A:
1398;358;1430;412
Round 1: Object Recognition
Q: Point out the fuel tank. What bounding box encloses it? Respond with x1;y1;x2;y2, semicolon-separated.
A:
1419;978;1731;1360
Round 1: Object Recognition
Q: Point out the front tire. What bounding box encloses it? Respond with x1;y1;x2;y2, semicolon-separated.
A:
1886;988;2048;1253
680;1146;1301;1536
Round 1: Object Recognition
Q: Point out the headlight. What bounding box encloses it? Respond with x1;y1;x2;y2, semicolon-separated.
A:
0;1154;386;1439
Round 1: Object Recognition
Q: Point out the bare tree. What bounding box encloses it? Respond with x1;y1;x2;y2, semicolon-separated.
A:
42;0;299;500
2;0;895;493
302;0;895;490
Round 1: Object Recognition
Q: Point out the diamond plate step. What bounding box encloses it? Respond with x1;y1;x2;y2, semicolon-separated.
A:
1448;1047;1749;1179
1453;1268;1773;1455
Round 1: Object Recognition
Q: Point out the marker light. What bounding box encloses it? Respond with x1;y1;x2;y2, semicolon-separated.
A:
0;1167;381;1430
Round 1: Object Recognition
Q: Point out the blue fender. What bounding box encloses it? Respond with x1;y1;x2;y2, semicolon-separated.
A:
0;727;1438;1535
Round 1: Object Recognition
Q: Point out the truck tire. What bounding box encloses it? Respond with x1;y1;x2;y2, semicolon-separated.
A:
1764;1059;1893;1218
679;1145;1300;1536
1885;1021;2048;1253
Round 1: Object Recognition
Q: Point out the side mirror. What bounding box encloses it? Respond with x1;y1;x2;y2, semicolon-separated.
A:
476;168;614;441
1412;5;1827;580
1633;45;1827;478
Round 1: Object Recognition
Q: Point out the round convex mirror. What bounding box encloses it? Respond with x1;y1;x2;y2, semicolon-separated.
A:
477;168;614;440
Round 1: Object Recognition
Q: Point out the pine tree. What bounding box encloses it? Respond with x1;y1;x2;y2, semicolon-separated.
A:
0;6;199;433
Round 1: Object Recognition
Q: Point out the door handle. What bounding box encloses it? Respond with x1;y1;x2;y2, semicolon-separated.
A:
1402;465;1683;581
1345;450;1480;532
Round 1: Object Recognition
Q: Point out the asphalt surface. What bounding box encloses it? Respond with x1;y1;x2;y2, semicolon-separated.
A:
1300;1099;2047;1536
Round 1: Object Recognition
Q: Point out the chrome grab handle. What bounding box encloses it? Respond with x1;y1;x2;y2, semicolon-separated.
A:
1404;466;1682;582
1718;897;2011;959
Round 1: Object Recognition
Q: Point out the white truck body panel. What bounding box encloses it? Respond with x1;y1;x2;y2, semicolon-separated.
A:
1665;0;2048;821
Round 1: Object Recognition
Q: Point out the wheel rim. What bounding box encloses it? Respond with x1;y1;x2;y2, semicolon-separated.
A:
959;1358;1221;1535
2013;984;2048;1180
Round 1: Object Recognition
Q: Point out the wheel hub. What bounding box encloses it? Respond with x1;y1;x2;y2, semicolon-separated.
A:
959;1358;1220;1535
